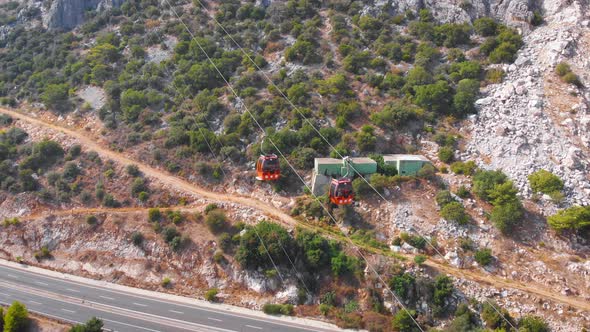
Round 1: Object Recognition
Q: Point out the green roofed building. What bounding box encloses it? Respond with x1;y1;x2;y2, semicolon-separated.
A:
312;157;377;195
383;154;431;176
311;155;430;195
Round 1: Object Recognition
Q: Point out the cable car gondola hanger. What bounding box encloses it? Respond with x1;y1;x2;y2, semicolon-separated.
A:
329;158;354;205
255;136;280;181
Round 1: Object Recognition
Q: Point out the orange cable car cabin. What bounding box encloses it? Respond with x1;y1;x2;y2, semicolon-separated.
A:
256;154;280;181
329;177;353;205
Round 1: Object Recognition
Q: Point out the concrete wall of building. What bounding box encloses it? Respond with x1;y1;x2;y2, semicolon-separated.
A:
311;171;331;196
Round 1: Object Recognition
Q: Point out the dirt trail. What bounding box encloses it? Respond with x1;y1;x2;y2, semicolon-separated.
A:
0;108;295;225
2;107;589;313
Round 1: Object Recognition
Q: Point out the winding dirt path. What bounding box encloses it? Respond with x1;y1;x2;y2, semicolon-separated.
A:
2;107;589;314
0;108;295;225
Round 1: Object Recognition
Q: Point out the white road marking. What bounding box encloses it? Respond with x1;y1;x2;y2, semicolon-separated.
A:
133;302;148;307
245;325;263;330
0;292;10;296
6;274;17;278
29;301;42;305
208;317;222;322
99;295;114;300
36;281;49;286
61;309;76;313
100;318;162;332
66;288;80;293
169;309;184;314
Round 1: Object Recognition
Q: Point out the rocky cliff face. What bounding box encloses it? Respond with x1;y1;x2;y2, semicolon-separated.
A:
42;0;124;29
360;0;539;32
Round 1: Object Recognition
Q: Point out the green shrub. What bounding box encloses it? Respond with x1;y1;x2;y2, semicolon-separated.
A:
486;68;505;84
69;317;104;332
435;190;454;207
433;275;454;311
414;254;427;266
531;11;544;26
392;310;419;332
491;202;524;234
563;72;582;87
474;17;498;36
131;231;143;246
148;208;161;222
210;243;225;259
262;303;294;315
205;288;218;302
331;252;360;277
4;301;28;332
459;237;474;251
205;210;227;234
438;147;454;163
126;164;141;176
481;302;515;330
528;169;563;194
319;303;330;316
86;215;98;225
450;161;477;176
62;162;81;180
547;205;590;232
489;42;518;63
34;246;51;261
343;300;359;313
414;80;452;114
218;232;232;252
440;201;469;225
42;83;71;112
352;178;370;199
417;163;436;179
204;203;218;214
161;277;171;287
455;186;470;198
407;235;426;250
321;291;336;306
102;194;119;207
235;221;295;270
388;272;415;301
474;248;493;266
3;217;20;226
369;174;391;194
518;315;549;332
556;62;572;77
473;170;508;201
0;114;13;125
453;78;480;115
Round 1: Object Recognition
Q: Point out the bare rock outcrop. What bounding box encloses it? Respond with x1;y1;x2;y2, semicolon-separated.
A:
463;0;590;208
42;0;124;30
359;0;541;32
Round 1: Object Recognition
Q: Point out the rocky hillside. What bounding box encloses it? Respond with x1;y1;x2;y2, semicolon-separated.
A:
465;0;590;202
2;0;590;331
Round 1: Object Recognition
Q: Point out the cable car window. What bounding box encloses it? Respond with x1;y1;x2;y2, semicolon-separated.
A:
262;157;279;170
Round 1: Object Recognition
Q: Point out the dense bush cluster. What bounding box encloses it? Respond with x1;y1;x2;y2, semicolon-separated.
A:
473;170;524;233
235;222;361;280
547;205;590;235
436;190;469;225
528;169;563;196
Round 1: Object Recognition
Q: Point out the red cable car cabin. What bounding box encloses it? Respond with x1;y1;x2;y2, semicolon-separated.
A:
256;154;280;181
329;178;354;205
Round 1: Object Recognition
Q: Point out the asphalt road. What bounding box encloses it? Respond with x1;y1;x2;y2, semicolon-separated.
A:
0;264;340;332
